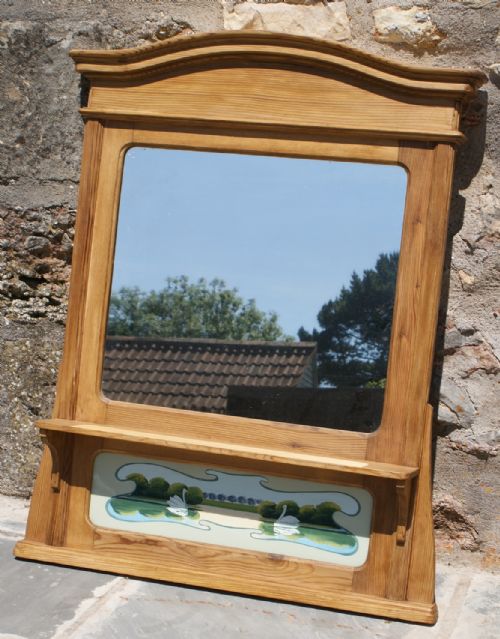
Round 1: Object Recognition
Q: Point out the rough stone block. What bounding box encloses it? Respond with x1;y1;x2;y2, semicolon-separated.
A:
438;378;476;428
433;495;479;551
373;6;445;48
490;63;500;85
452;344;500;379
222;0;351;41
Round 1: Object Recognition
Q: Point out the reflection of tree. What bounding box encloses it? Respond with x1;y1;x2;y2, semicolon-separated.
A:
299;253;399;388
108;275;291;341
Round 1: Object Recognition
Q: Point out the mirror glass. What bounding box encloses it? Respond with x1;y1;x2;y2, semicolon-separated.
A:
102;147;407;432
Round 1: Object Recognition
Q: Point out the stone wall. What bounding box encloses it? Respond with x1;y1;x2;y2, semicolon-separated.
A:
1;1;498;560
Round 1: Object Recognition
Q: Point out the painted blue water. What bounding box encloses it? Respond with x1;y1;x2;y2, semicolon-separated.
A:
106;500;210;530
106;498;358;556
251;529;358;556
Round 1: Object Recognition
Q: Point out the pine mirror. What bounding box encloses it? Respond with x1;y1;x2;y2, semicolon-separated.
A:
15;32;485;624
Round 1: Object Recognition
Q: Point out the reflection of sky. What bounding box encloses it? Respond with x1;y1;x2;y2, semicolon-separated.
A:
112;148;407;337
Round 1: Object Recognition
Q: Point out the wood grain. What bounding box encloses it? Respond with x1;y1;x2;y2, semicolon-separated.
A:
70;32;485;144
46;432;75;547
406;404;436;604
368;143;455;469
38;418;419;480
98;437;372;491
53;120;104;421
14;539;436;623
86;66;461;143
70;31;484;95
22;448;58;545
63;435;101;549
19;33;484;624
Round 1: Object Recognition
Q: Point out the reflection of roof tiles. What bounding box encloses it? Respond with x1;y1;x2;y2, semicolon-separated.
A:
102;336;317;413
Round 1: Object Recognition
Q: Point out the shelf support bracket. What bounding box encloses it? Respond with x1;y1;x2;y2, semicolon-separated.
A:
40;430;61;493
395;478;413;545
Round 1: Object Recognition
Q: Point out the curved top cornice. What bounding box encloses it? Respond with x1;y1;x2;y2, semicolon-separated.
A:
72;32;487;144
71;31;486;100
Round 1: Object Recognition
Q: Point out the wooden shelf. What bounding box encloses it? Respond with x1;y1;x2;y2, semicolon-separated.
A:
38;418;419;482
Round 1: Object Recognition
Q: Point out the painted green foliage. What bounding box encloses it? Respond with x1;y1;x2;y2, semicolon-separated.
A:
125;474;204;505
126;472;150;496
148;477;169;499
258;499;341;527
125;474;342;529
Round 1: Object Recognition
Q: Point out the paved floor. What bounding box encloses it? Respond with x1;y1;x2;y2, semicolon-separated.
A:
1;495;498;639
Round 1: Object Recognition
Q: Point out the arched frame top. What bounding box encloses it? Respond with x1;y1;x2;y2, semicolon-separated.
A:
71;31;483;94
72;31;485;144
16;32;486;624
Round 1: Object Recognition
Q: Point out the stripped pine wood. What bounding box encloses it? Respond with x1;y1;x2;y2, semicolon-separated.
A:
100;437;372;489
85;67;459;142
70;32;483;93
53;121;104;421
15;32;486;624
38;418;419;480
63;435;101;549
23;448;58;545
14;539;436;624
106;398;370;460
406;404;437;604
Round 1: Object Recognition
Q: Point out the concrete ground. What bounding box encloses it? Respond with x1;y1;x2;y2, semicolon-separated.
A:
1;495;498;639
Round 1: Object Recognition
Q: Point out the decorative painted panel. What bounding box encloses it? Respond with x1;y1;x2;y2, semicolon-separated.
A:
90;453;373;568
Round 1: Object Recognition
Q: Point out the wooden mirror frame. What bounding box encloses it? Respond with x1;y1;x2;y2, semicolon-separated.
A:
15;32;485;624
